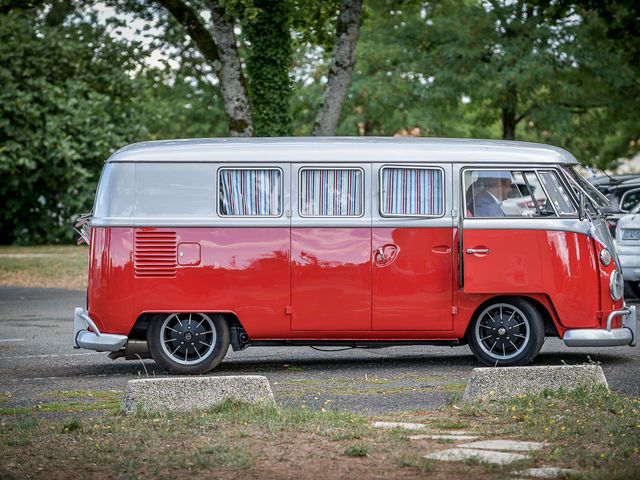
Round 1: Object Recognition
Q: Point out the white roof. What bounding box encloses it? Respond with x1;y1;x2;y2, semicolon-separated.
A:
108;137;579;165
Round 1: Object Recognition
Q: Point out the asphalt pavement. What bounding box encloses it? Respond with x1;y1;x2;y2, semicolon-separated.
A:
1;286;638;415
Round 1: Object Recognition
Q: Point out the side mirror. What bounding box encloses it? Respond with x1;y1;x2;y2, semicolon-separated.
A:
578;192;587;221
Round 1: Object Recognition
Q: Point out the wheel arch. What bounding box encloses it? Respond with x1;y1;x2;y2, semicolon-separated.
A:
464;294;559;340
128;310;245;340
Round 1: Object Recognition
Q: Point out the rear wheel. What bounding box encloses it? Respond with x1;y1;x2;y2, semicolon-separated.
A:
467;298;545;366
148;312;229;375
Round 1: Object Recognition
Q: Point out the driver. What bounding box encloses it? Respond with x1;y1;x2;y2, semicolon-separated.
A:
468;170;513;217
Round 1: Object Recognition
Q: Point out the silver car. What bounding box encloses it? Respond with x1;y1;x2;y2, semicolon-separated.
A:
615;202;640;296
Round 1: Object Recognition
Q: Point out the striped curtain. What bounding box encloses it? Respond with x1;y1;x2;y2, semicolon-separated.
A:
381;168;443;216
300;169;363;216
219;169;281;216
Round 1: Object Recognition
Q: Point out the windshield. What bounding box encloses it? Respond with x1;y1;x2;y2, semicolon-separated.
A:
562;166;611;210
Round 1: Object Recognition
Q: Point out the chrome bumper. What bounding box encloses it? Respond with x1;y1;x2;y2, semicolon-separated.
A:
73;307;128;352
563;305;637;347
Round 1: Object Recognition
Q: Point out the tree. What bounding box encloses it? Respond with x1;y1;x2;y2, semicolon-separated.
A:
0;9;148;243
125;0;363;136
312;0;363;135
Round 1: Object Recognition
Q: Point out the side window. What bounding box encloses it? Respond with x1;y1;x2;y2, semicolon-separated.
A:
219;168;282;216
464;169;556;218
538;171;576;215
380;167;444;216
299;168;363;216
620;188;640;212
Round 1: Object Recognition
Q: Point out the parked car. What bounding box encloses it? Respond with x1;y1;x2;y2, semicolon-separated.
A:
589;174;640;234
615;201;640;298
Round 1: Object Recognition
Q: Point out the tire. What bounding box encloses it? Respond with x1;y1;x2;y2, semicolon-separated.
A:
467;297;545;367
148;312;230;375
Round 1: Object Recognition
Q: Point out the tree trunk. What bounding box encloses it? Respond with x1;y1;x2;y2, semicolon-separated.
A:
210;0;253;136
157;0;253;136
243;0;293;136
312;0;363;136
502;84;518;140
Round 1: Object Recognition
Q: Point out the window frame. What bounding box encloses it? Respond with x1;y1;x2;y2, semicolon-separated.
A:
217;166;284;218
378;165;446;219
297;166;366;218
461;167;582;219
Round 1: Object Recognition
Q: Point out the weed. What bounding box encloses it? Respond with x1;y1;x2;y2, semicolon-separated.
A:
394;454;436;473
61;419;82;433
344;443;369;457
193;445;253;469
431;419;469;430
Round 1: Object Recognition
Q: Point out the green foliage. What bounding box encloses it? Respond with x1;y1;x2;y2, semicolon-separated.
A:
343;443;369;457
0;10;147;244
243;0;293;136
140;68;228;140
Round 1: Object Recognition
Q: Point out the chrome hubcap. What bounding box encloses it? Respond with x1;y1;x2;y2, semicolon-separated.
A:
475;303;530;360
160;313;216;365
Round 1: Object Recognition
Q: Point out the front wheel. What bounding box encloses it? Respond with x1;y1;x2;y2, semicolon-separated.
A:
148;312;230;374
467;298;545;366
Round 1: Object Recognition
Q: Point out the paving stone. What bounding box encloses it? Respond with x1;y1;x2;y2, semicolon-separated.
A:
372;421;428;430
433;430;473;435
425;448;529;465
463;365;608;402
516;467;578;478
458;439;546;452
409;434;480;441
121;375;275;414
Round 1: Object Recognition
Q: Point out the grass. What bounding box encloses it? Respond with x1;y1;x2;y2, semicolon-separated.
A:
454;385;640;479
344;443;369;457
0;245;88;290
0;390;122;415
0;388;637;479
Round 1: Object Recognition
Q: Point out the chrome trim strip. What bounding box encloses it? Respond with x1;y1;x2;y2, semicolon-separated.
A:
91;218;459;228
462;218;590;234
73;307;128;352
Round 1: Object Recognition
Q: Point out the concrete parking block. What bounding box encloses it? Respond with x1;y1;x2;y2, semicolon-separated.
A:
425;448;529;465
121;375;275;414
515;467;578;478
458;439;546;452
372;421;428;430
463;365;608;402
409;434;480;441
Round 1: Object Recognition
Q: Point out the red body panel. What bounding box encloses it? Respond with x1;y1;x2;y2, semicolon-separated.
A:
291;228;371;331
88;225;613;341
463;229;601;329
88;227;134;333
372;228;453;330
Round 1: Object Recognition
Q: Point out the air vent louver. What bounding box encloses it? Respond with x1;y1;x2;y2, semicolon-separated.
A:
134;230;177;278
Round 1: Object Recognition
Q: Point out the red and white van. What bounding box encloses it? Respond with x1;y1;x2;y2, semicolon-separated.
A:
73;138;637;374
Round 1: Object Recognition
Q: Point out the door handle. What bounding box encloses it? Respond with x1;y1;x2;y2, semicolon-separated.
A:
466;248;491;254
377;246;386;261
